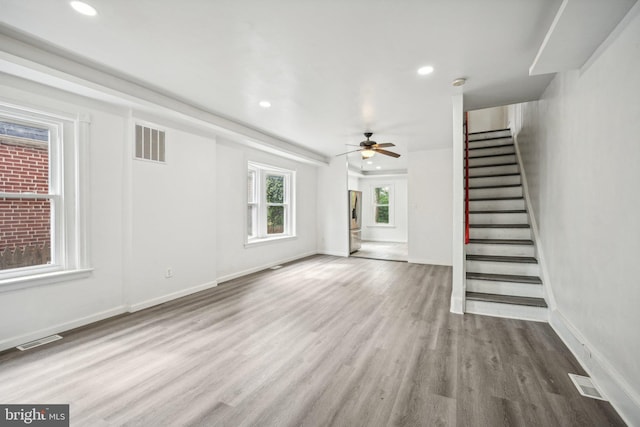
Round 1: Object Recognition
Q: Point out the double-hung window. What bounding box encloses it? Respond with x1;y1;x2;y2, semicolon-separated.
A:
0;101;89;290
247;162;295;243
373;185;393;225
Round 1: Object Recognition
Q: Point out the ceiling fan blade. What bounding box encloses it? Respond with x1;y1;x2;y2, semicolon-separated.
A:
335;149;363;156
375;149;401;158
374;143;395;148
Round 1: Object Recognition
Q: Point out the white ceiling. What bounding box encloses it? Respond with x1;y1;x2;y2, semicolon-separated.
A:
0;0;566;168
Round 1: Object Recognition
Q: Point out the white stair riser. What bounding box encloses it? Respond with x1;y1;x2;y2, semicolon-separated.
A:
466;259;539;276
465;300;548;322
468;145;515;158
469;186;522;199
469;199;525;211
468;164;519;176
469;174;521;187
469;212;528;224
468;131;512;141
468;154;516;167
466;279;543;298
469;227;531;240
466;243;535;257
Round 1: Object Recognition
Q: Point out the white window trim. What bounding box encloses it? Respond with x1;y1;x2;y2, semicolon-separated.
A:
246;161;296;246
0;100;91;292
372;184;394;226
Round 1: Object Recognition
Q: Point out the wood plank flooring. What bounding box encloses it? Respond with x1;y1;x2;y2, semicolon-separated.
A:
0;255;625;426
350;241;408;262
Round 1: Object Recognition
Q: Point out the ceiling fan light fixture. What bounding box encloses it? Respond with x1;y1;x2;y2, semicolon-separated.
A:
361;149;375;159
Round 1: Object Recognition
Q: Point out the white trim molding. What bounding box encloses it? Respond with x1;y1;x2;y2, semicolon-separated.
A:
550;310;640;427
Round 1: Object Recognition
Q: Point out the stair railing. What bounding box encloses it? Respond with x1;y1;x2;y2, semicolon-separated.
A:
465;112;470;244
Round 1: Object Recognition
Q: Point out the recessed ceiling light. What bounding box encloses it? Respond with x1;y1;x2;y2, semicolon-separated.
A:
70;1;97;16
417;65;434;76
366;161;373;165
376;166;382;170
452;78;467;87
259;100;271;108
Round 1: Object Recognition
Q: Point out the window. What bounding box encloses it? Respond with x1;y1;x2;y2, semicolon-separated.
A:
373;185;393;225
247;162;295;243
0;101;89;289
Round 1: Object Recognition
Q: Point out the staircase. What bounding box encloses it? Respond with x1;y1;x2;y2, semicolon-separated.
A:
464;128;548;322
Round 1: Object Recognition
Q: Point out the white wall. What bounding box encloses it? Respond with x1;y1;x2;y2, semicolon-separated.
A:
0;76;127;349
317;157;349;257
347;172;360;191
359;176;408;243
127;123;217;310
408;148;453;266
0;73;322;352
216;139;318;282
469;106;507;133
508;10;640;423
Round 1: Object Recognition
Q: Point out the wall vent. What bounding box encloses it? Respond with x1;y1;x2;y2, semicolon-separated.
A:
568;373;606;400
135;124;165;163
17;334;62;351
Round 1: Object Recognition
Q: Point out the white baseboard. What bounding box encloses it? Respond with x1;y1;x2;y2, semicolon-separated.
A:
450;296;464;314
550;310;640;427
511;126;556;310
407;258;452;267
128;280;218;312
0;305;126;352
217;251;318;284
317;250;349;258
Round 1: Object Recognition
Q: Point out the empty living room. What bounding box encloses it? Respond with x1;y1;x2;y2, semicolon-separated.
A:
1;1;638;426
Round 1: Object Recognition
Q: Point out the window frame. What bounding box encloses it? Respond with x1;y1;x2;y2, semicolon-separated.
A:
372;184;394;227
0;100;92;291
246;161;296;245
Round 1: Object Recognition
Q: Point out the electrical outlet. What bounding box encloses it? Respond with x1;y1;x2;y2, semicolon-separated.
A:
165;267;173;278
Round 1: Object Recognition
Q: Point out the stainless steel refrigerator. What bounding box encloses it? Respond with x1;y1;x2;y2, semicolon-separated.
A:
349;190;362;253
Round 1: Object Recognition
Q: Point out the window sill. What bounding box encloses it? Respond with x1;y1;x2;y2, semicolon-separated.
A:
367;224;396;228
0;268;94;294
245;235;297;248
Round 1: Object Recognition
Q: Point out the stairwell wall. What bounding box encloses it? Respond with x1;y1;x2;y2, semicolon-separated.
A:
508;9;640;424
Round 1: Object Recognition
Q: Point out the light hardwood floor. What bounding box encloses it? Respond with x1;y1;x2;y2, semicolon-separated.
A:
350;241;408;262
0;255;624;426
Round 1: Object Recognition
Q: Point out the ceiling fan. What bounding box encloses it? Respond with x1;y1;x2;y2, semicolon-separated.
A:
337;132;400;159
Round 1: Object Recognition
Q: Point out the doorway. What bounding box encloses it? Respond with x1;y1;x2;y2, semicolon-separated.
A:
347;161;408;262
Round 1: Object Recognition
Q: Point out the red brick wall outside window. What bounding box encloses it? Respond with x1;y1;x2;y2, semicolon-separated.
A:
0;134;51;269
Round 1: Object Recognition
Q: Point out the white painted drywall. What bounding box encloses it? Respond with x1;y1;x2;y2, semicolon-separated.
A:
508;10;640;423
127;125;217;309
0;73;319;351
317;157;349;257
0;76;127;349
215;139;318;282
347;171;360;191
468;106;507;133
451;93;465;314
359;176;408;243
408;148;453;266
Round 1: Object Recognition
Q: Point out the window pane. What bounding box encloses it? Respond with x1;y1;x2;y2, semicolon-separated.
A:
375;187;389;205
248;170;256;203
375;206;389;224
247;204;256;237
266;175;284;203
267;205;284;234
0;121;50;194
0;197;52;270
